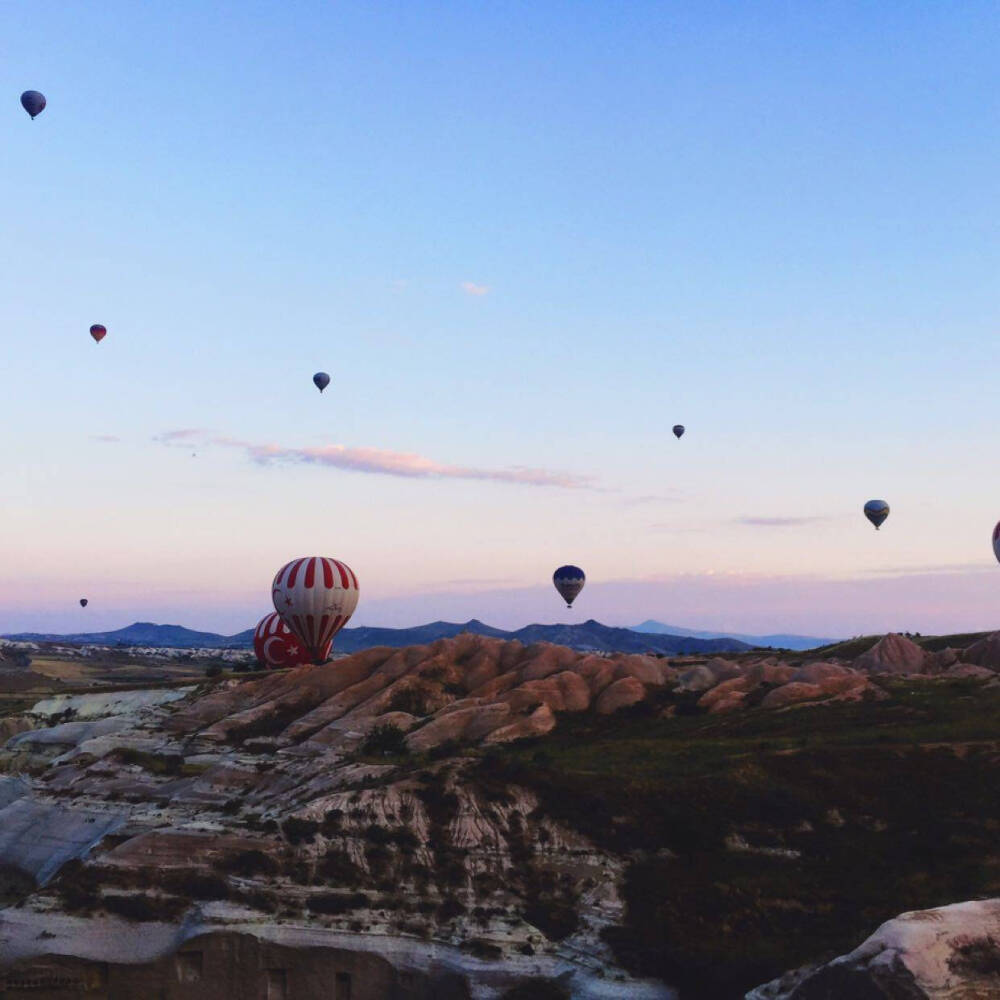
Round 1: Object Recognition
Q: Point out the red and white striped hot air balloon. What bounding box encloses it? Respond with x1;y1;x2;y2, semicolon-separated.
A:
253;612;310;670
271;557;359;664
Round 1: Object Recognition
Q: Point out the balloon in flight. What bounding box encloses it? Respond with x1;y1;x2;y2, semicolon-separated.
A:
864;500;890;530
271;557;359;664
992;522;1000;564
253;612;310;670
79;598;88;608
553;565;585;608
672;425;685;439
90;324;107;344
20;91;45;119
313;372;330;393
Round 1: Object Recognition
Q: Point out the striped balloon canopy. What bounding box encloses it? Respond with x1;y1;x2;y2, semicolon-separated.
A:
253;611;310;670
271;557;359;664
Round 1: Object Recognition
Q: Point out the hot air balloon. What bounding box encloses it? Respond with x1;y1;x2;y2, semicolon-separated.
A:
673;425;685;439
864;500;889;530
79;598;88;608
90;324;106;344
253;612;310;670
313;372;330;393
271;557;359;664
553;565;585;608
991;522;1000;564
20;91;45;119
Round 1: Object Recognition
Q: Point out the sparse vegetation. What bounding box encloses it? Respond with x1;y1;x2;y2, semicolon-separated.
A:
280;816;320;844
359;722;410;758
307;891;368;915
102;892;188;922
501;980;570;1000
479;677;1000;998
216;849;280;877
107;748;184;776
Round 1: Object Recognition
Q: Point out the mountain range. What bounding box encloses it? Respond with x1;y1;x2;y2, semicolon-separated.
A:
3;619;765;655
632;619;834;651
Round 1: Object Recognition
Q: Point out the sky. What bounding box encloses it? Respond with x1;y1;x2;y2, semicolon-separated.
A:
2;2;1000;638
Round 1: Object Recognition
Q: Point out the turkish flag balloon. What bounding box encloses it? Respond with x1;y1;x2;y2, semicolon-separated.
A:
271;557;359;664
253;612;310;670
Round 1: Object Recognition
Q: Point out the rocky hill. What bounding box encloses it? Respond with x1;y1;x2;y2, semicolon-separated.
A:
0;630;998;998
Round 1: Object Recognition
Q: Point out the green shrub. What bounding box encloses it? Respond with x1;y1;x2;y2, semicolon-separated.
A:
501;980;569;1000
360;723;410;758
307;891;368;915
102;893;187;922
280;816;320;844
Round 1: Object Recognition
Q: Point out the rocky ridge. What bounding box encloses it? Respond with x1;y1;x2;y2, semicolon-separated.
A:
0;629;998;998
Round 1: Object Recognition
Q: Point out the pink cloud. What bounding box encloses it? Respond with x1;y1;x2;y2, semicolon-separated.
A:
159;431;597;490
237;441;593;488
91;434;120;443
461;281;490;296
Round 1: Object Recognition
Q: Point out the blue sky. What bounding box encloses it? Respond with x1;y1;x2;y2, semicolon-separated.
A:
2;2;1000;636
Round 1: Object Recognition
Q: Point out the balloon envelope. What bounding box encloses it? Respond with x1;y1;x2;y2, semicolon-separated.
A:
272;557;359;663
79;598;88;608
864;500;889;530
672;425;685;439
20;91;45;119
313;372;330;393
254;612;310;670
89;324;106;343
992;522;1000;564
553;565;585;608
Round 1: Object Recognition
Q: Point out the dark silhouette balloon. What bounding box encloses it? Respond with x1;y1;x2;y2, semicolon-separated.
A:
79;598;88;608
90;324;106;344
20;91;45;119
673;425;685;439
553;565;585;608
864;500;889;530
313;372;330;393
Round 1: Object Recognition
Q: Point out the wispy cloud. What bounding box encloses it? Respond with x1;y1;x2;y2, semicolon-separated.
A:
91;434;120;443
154;429;206;444
461;281;490;296
864;562;990;576
624;493;685;506
238;442;592;488
158;431;596;490
735;516;830;528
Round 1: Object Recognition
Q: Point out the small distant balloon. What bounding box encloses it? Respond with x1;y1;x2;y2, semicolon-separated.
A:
673;425;685;439
313;372;330;393
864;500;889;530
79;598;88;608
90;324;107;344
553;565;585;609
20;91;45;119
992;522;1000;564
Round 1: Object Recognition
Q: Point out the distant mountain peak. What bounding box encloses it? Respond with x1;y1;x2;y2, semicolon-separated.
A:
4;618;753;656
